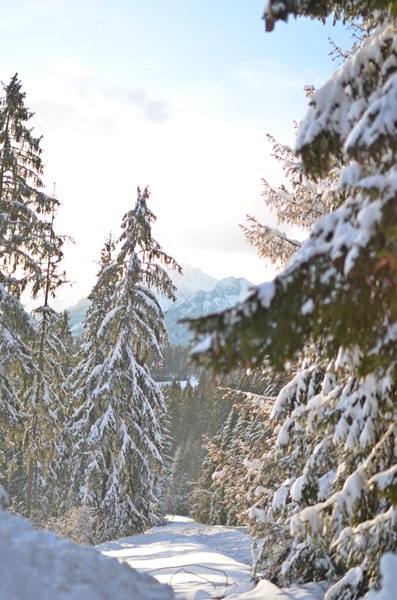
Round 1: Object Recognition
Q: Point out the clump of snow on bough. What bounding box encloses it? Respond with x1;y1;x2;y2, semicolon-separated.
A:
366;553;397;600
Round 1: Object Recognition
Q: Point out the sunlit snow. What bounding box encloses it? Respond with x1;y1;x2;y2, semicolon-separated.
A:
2;507;397;599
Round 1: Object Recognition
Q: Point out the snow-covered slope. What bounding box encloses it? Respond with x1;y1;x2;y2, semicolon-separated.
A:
161;263;219;309
0;502;174;599
67;297;90;338
165;276;254;346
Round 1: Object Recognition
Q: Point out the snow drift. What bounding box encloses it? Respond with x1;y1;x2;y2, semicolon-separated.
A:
0;494;174;600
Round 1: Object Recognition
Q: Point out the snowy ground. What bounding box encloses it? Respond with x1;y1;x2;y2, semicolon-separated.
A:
98;516;326;600
0;507;174;600
2;504;395;599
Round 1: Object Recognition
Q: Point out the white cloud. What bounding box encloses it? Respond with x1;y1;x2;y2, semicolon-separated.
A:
10;55;300;306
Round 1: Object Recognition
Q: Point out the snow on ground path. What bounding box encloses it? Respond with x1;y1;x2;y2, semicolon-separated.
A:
98;516;329;600
98;516;253;599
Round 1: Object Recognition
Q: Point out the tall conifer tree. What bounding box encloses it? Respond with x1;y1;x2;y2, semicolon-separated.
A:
70;188;181;543
0;75;67;508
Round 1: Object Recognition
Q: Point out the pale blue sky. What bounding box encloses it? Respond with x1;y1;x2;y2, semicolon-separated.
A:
0;1;352;308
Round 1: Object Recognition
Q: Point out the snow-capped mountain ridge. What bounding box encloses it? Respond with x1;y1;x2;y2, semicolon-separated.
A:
172;262;219;301
66;264;254;344
157;263;219;311
164;275;253;346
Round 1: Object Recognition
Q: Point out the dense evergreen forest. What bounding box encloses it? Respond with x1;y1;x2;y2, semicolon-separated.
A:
2;3;397;599
0;73;181;543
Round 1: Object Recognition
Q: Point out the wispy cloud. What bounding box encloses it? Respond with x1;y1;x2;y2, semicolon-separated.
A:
31;59;172;129
105;87;172;124
0;0;72;28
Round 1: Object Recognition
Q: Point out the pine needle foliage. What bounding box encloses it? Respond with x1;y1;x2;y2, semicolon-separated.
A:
241;132;341;268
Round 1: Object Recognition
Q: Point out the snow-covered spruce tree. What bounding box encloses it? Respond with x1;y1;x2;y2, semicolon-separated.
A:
0;75;67;510
235;18;378;593
188;8;397;599
56;236;119;543
70;188;181;543
0;74;60;298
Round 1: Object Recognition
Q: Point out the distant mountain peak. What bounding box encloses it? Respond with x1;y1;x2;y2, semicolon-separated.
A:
173;263;219;296
158;263;219;311
65;265;254;343
164;275;254;346
212;276;253;295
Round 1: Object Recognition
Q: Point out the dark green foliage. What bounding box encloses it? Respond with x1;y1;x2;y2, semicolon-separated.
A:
263;0;395;31
163;370;234;516
164;365;287;524
166;436;204;515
